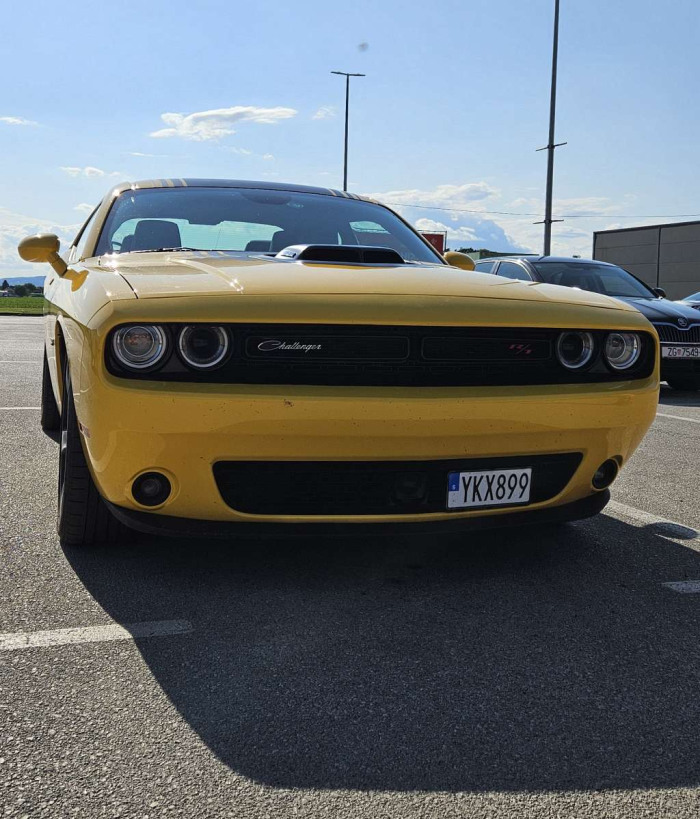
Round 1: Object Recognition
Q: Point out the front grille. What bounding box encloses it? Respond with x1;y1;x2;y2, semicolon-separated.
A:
654;323;700;343
107;324;656;387
213;453;583;516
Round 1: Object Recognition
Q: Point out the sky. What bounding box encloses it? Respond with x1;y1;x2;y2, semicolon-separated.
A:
2;0;700;278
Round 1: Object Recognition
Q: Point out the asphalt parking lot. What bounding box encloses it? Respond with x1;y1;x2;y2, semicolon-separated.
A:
1;315;699;818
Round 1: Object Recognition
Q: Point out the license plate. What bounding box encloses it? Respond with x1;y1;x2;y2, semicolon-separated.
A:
662;345;700;359
447;468;532;509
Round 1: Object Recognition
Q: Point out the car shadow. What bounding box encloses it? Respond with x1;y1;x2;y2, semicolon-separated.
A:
62;514;700;793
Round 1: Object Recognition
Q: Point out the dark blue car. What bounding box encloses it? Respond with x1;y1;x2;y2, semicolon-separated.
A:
473;256;700;391
679;290;700;311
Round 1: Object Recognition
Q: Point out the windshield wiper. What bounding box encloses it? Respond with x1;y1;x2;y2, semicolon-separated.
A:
130;247;202;254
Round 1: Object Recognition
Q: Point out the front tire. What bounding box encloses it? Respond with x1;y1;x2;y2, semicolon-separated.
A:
57;363;125;547
666;376;700;391
40;349;60;432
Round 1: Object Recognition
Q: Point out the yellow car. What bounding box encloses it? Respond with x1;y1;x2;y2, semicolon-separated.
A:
19;179;658;547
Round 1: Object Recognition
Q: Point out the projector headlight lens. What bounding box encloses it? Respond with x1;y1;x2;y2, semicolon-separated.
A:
178;325;230;369
556;331;595;370
604;332;641;370
113;325;167;369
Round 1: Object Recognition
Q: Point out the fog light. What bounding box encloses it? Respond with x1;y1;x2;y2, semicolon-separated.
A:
592;459;618;490
132;472;171;506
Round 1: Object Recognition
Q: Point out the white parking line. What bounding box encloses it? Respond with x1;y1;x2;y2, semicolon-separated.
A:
663;581;700;594
0;619;193;651
0;406;40;410
606;500;698;538
0;360;41;363
656;412;700;425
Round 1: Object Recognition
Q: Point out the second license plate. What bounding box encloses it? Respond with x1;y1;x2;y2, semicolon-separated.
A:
447;468;532;509
661;345;700;359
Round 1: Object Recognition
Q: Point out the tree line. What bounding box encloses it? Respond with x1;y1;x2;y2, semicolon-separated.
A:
1;280;42;297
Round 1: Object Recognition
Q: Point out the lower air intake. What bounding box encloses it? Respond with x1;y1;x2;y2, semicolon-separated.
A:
213;453;583;516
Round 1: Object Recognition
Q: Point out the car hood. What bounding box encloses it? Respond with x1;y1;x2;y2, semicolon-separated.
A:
99;252;638;312
616;297;700;323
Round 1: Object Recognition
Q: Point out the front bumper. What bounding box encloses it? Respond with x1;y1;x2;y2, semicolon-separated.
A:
75;367;658;525
106;488;611;538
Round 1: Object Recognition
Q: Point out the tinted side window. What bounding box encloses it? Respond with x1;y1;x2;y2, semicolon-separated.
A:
497;262;532;281
474;261;496;273
72;207;99;260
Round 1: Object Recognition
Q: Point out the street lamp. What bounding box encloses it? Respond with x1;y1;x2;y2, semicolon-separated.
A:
535;0;566;256
331;71;365;192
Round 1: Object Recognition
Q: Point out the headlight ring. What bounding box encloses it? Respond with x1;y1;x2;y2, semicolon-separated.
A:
604;332;641;371
113;325;168;370
556;331;595;370
177;325;230;369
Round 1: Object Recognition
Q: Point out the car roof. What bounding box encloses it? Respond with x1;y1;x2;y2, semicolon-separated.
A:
111;178;370;201
478;255;620;267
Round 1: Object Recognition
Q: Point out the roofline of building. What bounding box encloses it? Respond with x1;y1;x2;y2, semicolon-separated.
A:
593;219;700;237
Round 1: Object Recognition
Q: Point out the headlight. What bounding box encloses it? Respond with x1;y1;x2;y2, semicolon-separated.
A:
178;325;230;369
556;331;594;370
604;332;641;370
113;325;167;369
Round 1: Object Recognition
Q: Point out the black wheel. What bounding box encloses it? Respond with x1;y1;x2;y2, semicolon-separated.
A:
666;376;700;391
40;349;61;432
57;363;125;547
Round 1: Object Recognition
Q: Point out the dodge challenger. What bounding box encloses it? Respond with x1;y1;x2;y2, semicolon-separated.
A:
18;179;659;547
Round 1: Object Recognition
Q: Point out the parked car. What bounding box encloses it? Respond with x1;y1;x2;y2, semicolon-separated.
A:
474;256;700;391
19;180;658;547
678;291;700;311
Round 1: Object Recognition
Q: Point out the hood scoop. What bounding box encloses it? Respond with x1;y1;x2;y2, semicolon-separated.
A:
274;244;406;265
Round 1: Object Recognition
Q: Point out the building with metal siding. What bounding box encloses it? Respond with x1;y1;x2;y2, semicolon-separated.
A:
593;221;700;300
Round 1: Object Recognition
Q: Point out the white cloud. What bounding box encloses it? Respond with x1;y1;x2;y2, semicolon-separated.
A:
128;151;166;158
370;182;500;215
228;146;275;161
74;203;95;214
150;106;297;141
497;196;634;257
60;166;121;178
312;106;336;120
368;182;524;253
0;116;38;126
415;218;477;243
0;207;79;277
366;183;651;256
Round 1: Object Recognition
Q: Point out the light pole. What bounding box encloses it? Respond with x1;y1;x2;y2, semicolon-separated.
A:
331;71;365;192
535;0;566;255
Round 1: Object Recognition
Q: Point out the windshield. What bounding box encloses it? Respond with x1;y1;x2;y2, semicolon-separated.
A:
531;261;658;299
94;187;443;264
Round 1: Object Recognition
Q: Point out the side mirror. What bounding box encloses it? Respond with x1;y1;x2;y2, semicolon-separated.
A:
653;287;667;299
443;250;475;271
17;233;67;276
